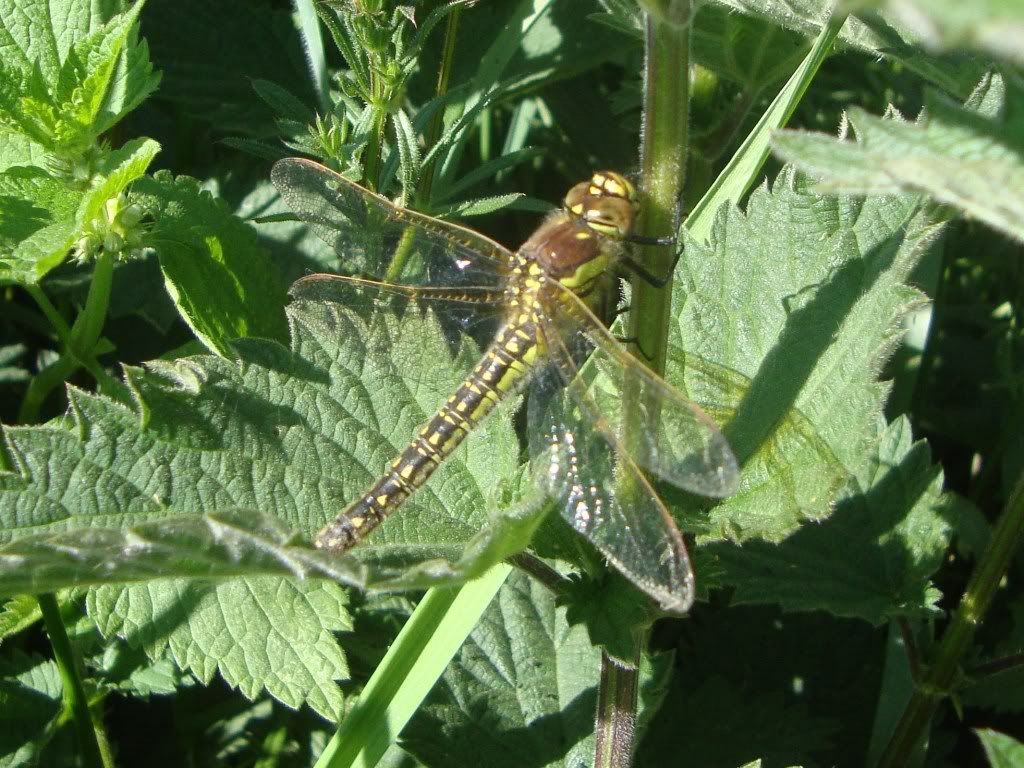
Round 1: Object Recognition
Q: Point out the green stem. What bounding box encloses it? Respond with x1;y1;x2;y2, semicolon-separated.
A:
18;354;79;423
594;649;641;768
595;8;692;768
417;6;462;206
878;473;1024;767
315;565;511;767
24;284;119;395
364;106;387;192
626;9;691;377
37;593;109;768
24;284;72;339
18;251;116;423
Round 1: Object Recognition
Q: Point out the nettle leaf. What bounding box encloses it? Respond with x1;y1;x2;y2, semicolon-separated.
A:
91;10;160;135
0;289;524;712
0;166;82;280
673;168;936;539
669;169;950;620
87;576;351;721
0;0;151;154
871;0;1024;65
400;572;598;767
709;0;987;98
0;137;159;284
52;1;147;144
774;72;1024;245
134;171;289;353
0;298;523;588
701;417;950;622
0;651;64;767
0;595;41;642
691;4;810;91
0;128;47;171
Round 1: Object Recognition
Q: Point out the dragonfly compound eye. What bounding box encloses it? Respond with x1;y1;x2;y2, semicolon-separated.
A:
564;172;638;239
582;197;636;239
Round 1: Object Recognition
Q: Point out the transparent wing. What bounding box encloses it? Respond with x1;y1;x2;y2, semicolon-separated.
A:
272;157;515;289
527;344;695;614
542;286;740;498
289;273;505;403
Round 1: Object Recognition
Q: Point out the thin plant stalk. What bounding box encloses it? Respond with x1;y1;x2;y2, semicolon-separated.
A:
18;251;116;422
37;593;110;768
417;5;462;207
594;638;643;768
596;5;693;767
878;473;1024;767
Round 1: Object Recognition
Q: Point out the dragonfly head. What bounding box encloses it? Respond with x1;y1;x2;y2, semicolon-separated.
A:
564;171;639;240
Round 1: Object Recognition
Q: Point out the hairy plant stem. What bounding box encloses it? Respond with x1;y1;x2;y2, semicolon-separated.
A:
878;473;1024;767
18;251;116;422
364;104;387;192
627;7;690;376
595;5;692;767
594;644;641;768
383;5;462;283
38;593;110;768
417;5;462;206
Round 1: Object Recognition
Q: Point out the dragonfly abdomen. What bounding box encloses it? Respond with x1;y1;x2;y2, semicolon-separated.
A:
315;319;539;551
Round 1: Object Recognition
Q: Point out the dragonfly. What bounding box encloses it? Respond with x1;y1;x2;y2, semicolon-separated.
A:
272;158;739;613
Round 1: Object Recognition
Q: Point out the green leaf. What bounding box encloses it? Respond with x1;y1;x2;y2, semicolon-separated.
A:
672;168;939;544
54;1;148;142
393;107;421;201
0;166;81;254
691;4;811;91
702;417;951;622
0;291;523;590
0;137;158;284
976;729;1024;768
0;651;64;767
0;167;82;284
0;595;41;642
774;72;1024;245
97;15;161;134
78;136;160;230
133;171;289;353
0;127;47;171
431;192;525;218
872;0;1024;65
91;639;192;698
87;576;351;721
0;0;152;154
251;78;317;124
709;0;988;99
401;571;602;767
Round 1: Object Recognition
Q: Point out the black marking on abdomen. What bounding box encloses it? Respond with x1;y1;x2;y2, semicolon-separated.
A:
315;320;538;552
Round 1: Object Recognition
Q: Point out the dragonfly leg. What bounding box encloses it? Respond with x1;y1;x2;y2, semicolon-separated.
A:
620;243;682;288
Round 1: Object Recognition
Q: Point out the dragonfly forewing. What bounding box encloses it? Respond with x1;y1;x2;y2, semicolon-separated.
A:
272;158;515;289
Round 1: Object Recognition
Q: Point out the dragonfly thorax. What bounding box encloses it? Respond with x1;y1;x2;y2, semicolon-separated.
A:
519;170;638;299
